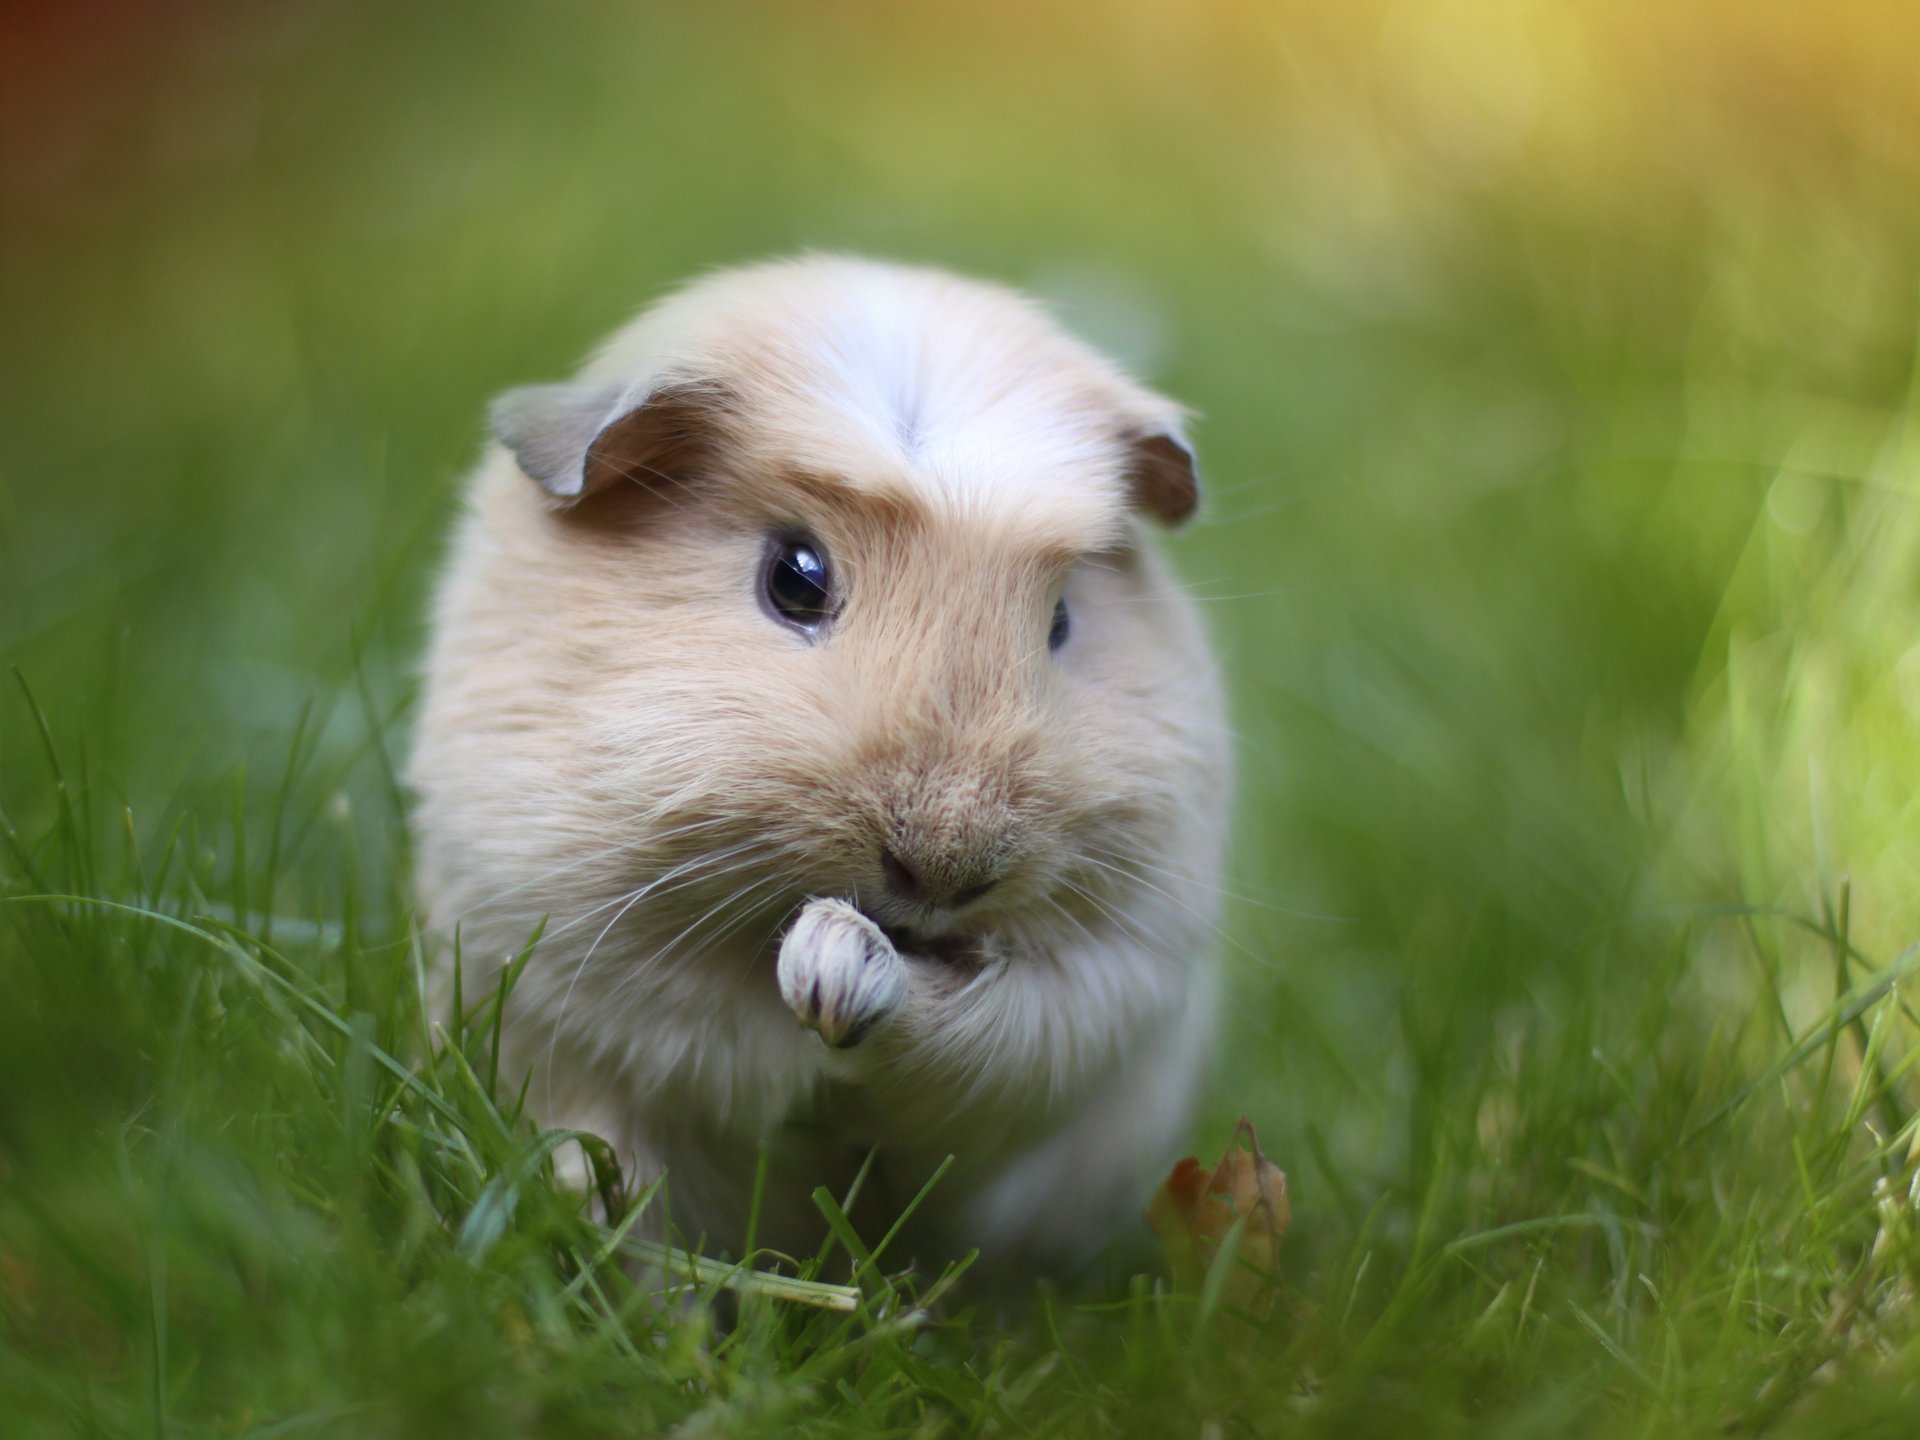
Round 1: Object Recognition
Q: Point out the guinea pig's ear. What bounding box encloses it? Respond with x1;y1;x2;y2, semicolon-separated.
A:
489;380;728;504
1122;426;1201;526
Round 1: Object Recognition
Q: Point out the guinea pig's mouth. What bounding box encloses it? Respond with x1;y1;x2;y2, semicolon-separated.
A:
865;913;977;967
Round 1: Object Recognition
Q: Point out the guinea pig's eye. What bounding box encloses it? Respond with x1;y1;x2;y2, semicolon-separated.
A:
762;535;835;632
1048;596;1070;652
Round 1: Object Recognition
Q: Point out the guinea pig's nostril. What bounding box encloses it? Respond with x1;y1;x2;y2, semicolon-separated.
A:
882;846;1004;909
950;879;998;909
880;847;922;899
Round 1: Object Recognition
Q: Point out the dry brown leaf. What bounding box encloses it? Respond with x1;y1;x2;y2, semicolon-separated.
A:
1146;1116;1289;1317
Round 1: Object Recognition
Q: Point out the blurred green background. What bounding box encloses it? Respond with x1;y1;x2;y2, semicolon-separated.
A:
5;2;1920;1435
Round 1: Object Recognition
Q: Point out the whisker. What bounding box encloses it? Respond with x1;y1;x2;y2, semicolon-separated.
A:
621;874;790;990
1063;863;1290;980
538;842;775;1106
1055;876;1171;954
1079;842;1353;923
442;812;736;924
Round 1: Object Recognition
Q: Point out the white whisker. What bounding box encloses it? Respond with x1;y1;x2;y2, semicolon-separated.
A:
1080;841;1353;923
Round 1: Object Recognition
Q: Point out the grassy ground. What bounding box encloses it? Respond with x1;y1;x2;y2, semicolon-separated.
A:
5;2;1920;1435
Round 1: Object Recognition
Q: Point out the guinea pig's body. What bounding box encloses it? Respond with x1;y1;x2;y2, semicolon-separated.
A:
409;256;1229;1279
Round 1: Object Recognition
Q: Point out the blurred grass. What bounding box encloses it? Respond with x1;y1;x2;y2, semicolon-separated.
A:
5;1;1920;1434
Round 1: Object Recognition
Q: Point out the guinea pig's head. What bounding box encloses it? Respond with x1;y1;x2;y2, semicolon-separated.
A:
422;257;1224;956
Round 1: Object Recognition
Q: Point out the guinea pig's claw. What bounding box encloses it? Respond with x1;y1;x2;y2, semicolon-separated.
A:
777;898;907;1049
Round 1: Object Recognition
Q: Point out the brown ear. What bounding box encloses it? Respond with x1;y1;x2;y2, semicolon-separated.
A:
489;380;731;505
1123;428;1201;526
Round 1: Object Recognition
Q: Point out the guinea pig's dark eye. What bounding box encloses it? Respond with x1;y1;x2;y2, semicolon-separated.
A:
762;535;834;632
1048;597;1070;652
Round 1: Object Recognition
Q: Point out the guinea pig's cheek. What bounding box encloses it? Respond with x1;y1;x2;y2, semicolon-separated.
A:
1021;840;1072;899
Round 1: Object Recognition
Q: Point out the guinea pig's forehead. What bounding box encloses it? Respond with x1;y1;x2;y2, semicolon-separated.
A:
783;466;1129;564
729;393;1136;551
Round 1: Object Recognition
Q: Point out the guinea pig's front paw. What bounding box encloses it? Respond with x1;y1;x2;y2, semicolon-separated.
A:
777;898;906;1049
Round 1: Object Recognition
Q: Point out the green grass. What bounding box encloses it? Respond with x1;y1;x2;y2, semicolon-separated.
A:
6;2;1920;1434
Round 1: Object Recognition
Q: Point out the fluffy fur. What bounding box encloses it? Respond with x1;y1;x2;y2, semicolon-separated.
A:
409;256;1230;1279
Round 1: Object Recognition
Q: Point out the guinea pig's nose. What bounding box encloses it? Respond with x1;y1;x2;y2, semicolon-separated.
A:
880;847;921;898
880;846;1001;910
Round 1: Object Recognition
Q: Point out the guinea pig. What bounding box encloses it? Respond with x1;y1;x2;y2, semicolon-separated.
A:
409;255;1230;1282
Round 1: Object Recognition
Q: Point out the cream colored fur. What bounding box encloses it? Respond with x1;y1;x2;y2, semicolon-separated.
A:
409;256;1230;1279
